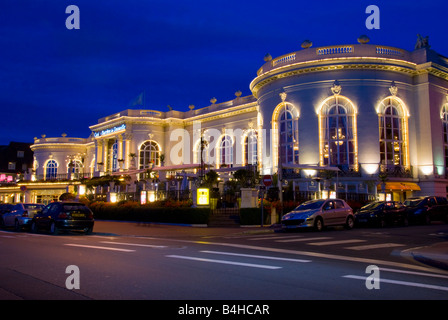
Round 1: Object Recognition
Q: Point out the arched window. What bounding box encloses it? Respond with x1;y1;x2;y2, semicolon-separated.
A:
139;140;160;169
218;135;233;167
194;138;210;165
377;97;409;170
319;95;357;170
272;102;299;170
244;130;258;166
68;160;83;179
111;140;118;172
45;160;58;180
442;104;448;169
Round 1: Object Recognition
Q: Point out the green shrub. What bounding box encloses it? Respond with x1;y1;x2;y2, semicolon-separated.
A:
89;203;211;225
240;208;269;225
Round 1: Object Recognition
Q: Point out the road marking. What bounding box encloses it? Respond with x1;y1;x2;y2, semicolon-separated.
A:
380;267;448;280
345;243;405;250
100;241;167;248
200;250;311;263
64;243;135;252
166;255;282;269
247;235;305;241
308;239;367;246
276;236;332;243
343;275;448;292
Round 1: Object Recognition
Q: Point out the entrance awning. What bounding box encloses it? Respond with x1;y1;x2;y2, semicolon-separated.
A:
377;182;421;191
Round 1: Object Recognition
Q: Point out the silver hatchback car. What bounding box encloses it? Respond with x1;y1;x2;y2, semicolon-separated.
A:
281;198;354;231
1;203;45;231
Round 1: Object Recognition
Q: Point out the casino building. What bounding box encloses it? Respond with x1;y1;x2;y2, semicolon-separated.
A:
2;35;448;204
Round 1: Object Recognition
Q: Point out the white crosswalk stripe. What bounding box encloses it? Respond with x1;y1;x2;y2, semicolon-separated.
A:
345;243;405;250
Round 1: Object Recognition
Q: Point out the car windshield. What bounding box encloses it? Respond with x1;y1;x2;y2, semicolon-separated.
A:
295;200;326;210
62;204;90;213
361;202;383;210
404;199;423;207
24;204;44;210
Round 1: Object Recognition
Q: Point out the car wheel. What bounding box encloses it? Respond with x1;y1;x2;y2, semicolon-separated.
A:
314;218;324;231
345;216;354;230
30;221;38;233
84;226;93;235
14;220;21;232
402;217;409;227
50;221;59;235
378;218;386;228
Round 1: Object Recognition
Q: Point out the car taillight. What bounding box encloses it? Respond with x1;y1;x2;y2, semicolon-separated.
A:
58;212;69;219
22;210;28;217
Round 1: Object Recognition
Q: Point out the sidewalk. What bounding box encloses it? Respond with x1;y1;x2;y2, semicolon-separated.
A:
407;242;448;271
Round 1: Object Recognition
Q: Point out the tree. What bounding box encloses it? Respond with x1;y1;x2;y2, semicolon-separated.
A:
202;170;219;189
233;168;259;188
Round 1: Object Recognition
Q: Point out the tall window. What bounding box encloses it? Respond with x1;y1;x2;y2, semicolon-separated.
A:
45;160;58;180
139;140;160;169
244;130;258;166
111;140;118;172
319;95;357;169
68;160;83;179
279;109;299;165
442;104;448;169
272;102;299;169
378;97;408;169
219;135;233;167
194;138;210;165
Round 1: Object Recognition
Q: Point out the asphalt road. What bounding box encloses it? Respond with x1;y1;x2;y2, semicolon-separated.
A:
1;220;447;304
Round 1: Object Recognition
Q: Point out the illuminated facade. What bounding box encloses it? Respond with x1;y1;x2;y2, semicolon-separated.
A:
2;37;448;203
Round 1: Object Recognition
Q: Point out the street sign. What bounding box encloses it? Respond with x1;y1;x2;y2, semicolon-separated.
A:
262;175;272;187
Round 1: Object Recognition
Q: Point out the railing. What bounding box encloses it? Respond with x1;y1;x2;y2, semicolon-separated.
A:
317;46;354;55
375;46;404;57
255;44;411;77
272;53;296;66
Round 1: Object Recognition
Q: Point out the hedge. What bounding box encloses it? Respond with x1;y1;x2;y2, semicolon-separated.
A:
90;202;211;225
240;208;270;225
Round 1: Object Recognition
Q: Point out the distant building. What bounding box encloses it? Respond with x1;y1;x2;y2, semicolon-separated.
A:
1;36;448;204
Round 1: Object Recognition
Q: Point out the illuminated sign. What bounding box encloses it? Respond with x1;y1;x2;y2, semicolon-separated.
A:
140;191;147;205
94;124;126;138
197;188;209;206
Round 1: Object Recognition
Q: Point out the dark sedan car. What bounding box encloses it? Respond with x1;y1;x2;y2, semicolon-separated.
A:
403;196;448;224
354;201;408;227
31;201;94;235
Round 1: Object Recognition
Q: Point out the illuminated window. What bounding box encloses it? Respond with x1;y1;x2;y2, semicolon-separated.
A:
219;135;233;167
320;96;357;169
194;138;210;165
378;97;408;169
45;160;58;180
279;109;299;165
441;104;448;169
68;160;83;179
139;140;160;169
244;130;258;166
272;102;299;169
111;140;118;172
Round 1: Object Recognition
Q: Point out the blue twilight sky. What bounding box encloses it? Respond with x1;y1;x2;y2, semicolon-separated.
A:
0;0;446;145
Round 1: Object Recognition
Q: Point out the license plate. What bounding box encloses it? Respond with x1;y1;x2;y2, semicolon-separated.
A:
71;212;85;218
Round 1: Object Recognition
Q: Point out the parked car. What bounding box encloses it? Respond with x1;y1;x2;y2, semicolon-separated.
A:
0;204;14;225
281;198;354;231
403;196;448;224
1;203;45;231
354;201;407;227
31;201;94;235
